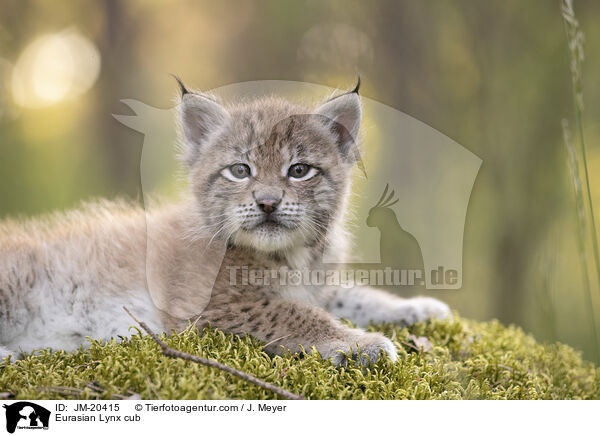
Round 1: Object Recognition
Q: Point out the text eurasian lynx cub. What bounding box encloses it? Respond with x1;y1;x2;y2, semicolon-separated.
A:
0;80;450;365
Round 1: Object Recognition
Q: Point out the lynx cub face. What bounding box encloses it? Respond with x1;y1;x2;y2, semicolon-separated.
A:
179;89;361;253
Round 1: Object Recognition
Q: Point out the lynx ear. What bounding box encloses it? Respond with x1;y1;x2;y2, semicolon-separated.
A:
315;91;362;158
177;90;229;166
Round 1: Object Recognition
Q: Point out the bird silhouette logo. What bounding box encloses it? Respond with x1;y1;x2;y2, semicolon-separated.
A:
367;184;424;274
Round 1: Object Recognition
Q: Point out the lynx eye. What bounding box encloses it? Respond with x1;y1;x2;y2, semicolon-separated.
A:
288;163;317;181
222;163;251;181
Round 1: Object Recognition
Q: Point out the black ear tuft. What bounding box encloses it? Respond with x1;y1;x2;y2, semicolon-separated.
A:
171;74;189;96
351;74;361;95
326;75;361;103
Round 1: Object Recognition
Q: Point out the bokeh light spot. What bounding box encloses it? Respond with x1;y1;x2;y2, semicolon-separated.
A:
11;28;101;108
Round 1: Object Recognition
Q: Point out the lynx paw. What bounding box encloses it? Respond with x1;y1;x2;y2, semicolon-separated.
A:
394;297;451;326
320;332;398;367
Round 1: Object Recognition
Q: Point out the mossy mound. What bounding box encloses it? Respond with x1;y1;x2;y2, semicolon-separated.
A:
1;315;599;399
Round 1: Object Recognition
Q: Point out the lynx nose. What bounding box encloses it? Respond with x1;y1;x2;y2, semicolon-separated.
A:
256;197;281;214
253;189;283;214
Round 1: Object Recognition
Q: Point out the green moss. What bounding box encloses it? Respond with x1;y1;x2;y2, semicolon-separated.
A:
1;315;598;400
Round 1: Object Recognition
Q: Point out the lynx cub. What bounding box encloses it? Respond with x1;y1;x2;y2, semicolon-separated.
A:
0;80;450;365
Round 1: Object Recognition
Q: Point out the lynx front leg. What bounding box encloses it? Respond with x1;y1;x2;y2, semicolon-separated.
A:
323;286;451;328
204;297;397;366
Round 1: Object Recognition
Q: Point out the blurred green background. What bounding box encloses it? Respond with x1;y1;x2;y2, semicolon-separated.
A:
1;0;599;362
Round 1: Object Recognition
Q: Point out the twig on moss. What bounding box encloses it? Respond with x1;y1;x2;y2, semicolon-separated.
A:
263;333;293;348
37;384;140;400
123;306;304;400
399;340;421;353
36;386;85;399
